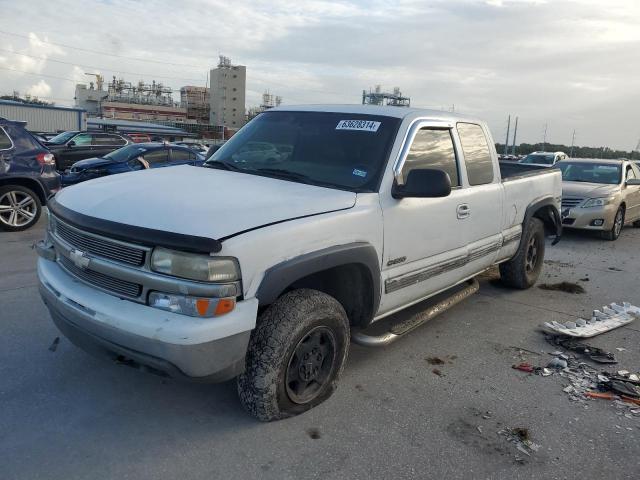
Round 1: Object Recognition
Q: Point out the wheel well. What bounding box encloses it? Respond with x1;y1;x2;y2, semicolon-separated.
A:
532;205;558;236
0;177;46;204
277;264;375;328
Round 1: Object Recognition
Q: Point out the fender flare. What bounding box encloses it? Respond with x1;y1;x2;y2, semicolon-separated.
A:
0;175;48;205
255;242;382;314
524;196;562;245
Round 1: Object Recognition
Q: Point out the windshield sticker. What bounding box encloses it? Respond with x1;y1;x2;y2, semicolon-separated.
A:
336;120;381;132
352;168;368;178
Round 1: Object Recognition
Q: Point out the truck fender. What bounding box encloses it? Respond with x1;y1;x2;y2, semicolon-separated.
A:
255;242;382;316
524;196;562;245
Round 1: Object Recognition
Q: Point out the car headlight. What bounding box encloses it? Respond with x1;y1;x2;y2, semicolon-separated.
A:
582;197;614;208
148;292;235;317
151;247;240;282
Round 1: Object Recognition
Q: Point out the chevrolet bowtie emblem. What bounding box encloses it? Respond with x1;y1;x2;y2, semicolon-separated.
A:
69;249;90;269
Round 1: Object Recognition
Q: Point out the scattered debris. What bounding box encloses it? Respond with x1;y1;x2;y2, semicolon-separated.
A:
306;428;321;440
547;357;568;369
538;281;585;294
512;362;535;373
615;347;626;352
48;337;60;352
579;277;590;282
541;302;640;338
608;267;623;272
432;368;444;377
541;368;553;376
426;356;445;365
498;427;540;458
546;336;617;364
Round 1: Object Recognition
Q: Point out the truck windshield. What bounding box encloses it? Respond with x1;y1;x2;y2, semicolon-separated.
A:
556;162;621;185
204;111;401;192
521;154;555;165
47;131;78;144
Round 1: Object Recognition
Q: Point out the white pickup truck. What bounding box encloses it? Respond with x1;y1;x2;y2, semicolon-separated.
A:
36;105;562;421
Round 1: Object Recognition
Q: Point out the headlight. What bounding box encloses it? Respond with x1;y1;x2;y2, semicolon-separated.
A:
151;247;240;282
148;292;235;317
582;197;614;208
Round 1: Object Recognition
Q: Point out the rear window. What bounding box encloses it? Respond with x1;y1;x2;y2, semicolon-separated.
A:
0;127;11;149
206;111;401;192
557;162;621;185
457;123;494;185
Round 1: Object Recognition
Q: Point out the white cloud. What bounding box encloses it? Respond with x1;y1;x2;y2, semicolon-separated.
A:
25;79;52;97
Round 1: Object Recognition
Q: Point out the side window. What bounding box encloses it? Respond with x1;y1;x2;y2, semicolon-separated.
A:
170;149;191;162
402;128;459;186
102;134;127;146
127;159;145;171
142;150;169;166
457;123;494;185
631;163;640;179
626;166;636;180
0;127;12;149
73;133;93;146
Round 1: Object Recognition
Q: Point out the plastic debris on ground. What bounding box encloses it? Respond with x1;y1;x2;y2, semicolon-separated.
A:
498;427;540;463
541;302;640;338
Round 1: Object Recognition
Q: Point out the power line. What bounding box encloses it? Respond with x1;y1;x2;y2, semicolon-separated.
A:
0;48;206;84
0;29;204;68
0;65;77;83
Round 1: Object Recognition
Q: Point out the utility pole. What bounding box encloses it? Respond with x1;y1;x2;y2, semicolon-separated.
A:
504;115;511;156
542;123;548;151
570;129;576;158
511;116;518;155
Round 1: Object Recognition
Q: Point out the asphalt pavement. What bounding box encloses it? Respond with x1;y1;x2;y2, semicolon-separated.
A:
1;216;639;479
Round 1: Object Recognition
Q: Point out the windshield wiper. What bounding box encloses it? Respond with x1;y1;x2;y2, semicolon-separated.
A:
255;168;311;181
203;160;244;172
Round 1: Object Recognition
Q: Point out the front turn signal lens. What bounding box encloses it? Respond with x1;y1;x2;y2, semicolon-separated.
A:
148;292;236;318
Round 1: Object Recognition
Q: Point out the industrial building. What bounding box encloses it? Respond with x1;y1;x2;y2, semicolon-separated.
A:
362;86;410;107
75;75;187;123
209;56;246;129
0;99;86;133
247;90;282;121
180;86;210;125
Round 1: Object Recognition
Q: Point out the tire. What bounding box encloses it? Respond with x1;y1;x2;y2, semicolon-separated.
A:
633;220;640;228
499;217;545;289
602;206;624;241
0;185;42;232
237;289;350;422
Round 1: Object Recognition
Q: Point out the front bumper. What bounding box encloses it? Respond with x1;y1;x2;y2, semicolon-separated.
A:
37;256;258;382
561;203;617;231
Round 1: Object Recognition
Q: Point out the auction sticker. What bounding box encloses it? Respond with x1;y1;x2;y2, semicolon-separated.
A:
336;120;381;132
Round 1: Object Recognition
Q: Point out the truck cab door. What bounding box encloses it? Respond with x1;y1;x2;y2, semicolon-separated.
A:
453;123;504;277
378;123;471;316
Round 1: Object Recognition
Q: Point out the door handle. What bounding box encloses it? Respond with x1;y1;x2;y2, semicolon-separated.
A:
457;204;470;219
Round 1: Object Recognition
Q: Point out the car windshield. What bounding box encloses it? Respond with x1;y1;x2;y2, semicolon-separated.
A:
521;154;556;165
204;111;401;192
556;162;622;185
104;144;150;162
47;131;77;144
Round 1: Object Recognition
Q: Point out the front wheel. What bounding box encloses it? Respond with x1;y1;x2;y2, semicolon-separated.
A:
602;206;624;241
499;217;545;289
0;185;42;232
237;289;349;421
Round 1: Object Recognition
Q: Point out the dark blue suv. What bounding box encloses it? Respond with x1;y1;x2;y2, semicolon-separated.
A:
0;117;60;231
61;143;205;186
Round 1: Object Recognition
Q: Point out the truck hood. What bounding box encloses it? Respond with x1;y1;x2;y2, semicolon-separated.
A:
54;165;356;240
562;181;619;198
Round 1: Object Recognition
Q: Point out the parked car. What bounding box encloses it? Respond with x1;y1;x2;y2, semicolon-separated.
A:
61;143;205;186
173;142;208;154
45;131;132;171
204;143;224;160
127;133;152;143
556;158;640;240
36;105;562;420
0;117;60;231
520;151;567;167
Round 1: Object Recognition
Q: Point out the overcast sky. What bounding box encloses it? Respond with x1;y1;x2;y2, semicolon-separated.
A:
0;0;638;150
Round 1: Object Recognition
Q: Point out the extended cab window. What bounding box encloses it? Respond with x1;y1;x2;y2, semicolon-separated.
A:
457;123;494;185
401;128;459;186
143;150;169;166
73;133;92;146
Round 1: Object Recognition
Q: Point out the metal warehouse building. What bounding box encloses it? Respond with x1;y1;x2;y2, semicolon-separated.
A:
0;100;86;133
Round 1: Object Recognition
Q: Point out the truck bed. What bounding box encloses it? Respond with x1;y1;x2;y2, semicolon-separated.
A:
499;161;554;181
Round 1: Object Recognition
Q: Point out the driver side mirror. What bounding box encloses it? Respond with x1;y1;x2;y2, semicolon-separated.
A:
626;178;640;186
67;140;76;147
392;168;452;199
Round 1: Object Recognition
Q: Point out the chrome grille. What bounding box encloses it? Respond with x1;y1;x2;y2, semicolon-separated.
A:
53;217;146;266
562;197;583;209
59;255;142;298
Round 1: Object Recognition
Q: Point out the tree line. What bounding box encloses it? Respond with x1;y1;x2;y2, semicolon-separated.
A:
495;143;637;160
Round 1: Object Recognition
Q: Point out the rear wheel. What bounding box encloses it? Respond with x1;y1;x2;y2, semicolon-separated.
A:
602;206;624;241
0;185;42;232
237;289;349;421
499;217;545;289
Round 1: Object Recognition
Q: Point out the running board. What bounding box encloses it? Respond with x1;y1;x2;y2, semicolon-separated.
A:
351;278;480;347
